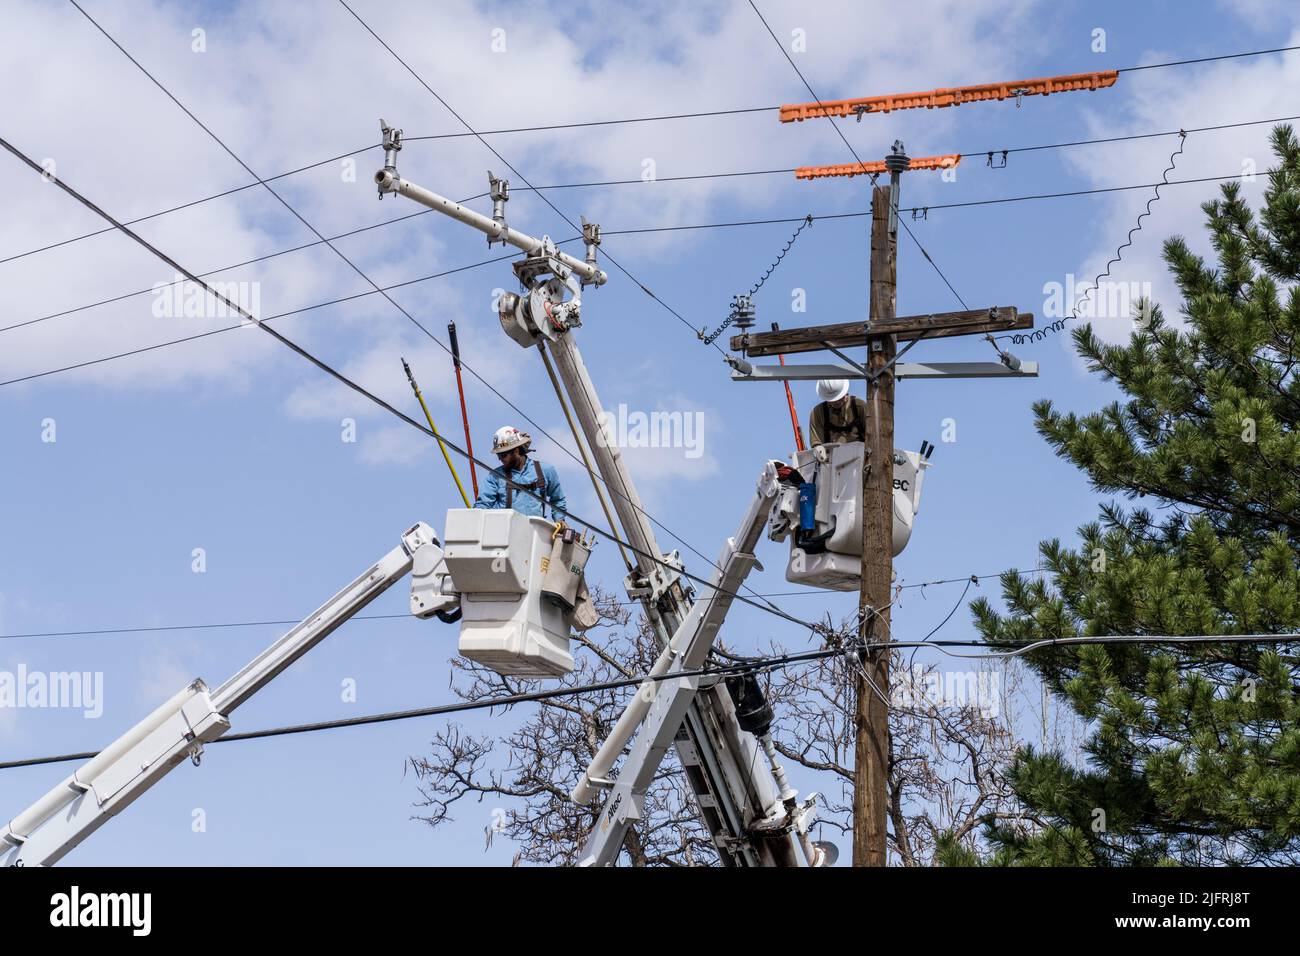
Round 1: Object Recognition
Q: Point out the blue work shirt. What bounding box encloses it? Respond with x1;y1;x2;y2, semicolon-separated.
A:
473;457;567;520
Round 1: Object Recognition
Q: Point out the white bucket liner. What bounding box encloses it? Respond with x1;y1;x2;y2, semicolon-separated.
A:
769;441;930;591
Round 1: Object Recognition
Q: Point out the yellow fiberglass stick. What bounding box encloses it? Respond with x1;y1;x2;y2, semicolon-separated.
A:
402;358;471;508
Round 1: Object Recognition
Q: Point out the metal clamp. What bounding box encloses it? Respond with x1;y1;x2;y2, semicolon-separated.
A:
581;216;601;281
624;549;684;604
378;119;403;199
488;172;510;247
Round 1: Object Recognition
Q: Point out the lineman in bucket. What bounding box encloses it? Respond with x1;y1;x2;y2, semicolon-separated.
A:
474;426;568;519
808;378;868;447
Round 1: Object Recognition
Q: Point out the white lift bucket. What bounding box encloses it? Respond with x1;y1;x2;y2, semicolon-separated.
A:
436;508;578;677
768;442;931;591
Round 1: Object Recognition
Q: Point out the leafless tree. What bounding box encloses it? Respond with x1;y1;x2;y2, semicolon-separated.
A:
765;617;1062;865
409;588;717;866
411;600;1061;866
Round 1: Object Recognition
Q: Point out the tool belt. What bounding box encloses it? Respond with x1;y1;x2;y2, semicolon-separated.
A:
504;460;549;515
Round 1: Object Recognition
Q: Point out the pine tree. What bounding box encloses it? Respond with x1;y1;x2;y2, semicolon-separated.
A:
964;126;1300;866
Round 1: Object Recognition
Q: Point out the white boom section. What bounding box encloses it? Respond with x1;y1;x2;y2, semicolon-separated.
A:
1;523;440;867
374;168;607;287
576;463;801;866
378;160;799;866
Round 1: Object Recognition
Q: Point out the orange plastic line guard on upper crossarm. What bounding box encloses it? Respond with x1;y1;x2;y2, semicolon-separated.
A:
779;70;1119;122
795;154;961;180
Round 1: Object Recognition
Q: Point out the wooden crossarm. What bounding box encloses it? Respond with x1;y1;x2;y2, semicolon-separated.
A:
730;307;1032;356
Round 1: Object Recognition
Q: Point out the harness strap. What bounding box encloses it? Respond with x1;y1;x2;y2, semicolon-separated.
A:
504;460;548;515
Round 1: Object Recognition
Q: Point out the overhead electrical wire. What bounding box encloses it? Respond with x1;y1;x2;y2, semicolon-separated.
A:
0;564;1051;642
897;632;1300;661
8;628;1293;772
0;644;852;771
1116;45;1300;72
2;111;1289;303
1;166;1264;342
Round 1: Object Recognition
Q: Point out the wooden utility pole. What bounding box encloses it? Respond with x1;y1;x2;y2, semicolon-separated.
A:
854;180;898;866
727;141;1038;868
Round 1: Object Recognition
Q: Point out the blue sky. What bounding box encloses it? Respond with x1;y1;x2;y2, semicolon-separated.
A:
2;0;1297;865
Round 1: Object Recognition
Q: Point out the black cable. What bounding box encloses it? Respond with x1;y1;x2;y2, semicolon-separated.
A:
404;106;780;142
0;565;1051;642
0;644;848;771
0;205;439;335
0;163;793;284
746;0;970;311
4;166;1260;343
960;113;1300;160
1117;45;1300;72
0;141;382;268
0;251;519;386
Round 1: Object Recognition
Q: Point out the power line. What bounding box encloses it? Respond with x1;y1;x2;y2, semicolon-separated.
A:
961;113;1300;161
893;632;1300;660
404;106;780;142
0;251;518;386
0;132;824;639
903;171;1241;215
3;163;1254;374
0;564;1051;642
1117;45;1300;72
0;644;847;771
0;142;382;268
0;205;441;335
746;0;970;311
5;100;1289;295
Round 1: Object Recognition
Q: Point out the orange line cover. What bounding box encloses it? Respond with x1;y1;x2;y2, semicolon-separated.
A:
795;154;961;180
780;70;1119;122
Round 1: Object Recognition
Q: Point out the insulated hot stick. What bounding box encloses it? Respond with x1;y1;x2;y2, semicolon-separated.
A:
448;321;479;498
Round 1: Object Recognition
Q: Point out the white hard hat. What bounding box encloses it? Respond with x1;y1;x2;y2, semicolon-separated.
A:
492;425;531;453
816;379;850;402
